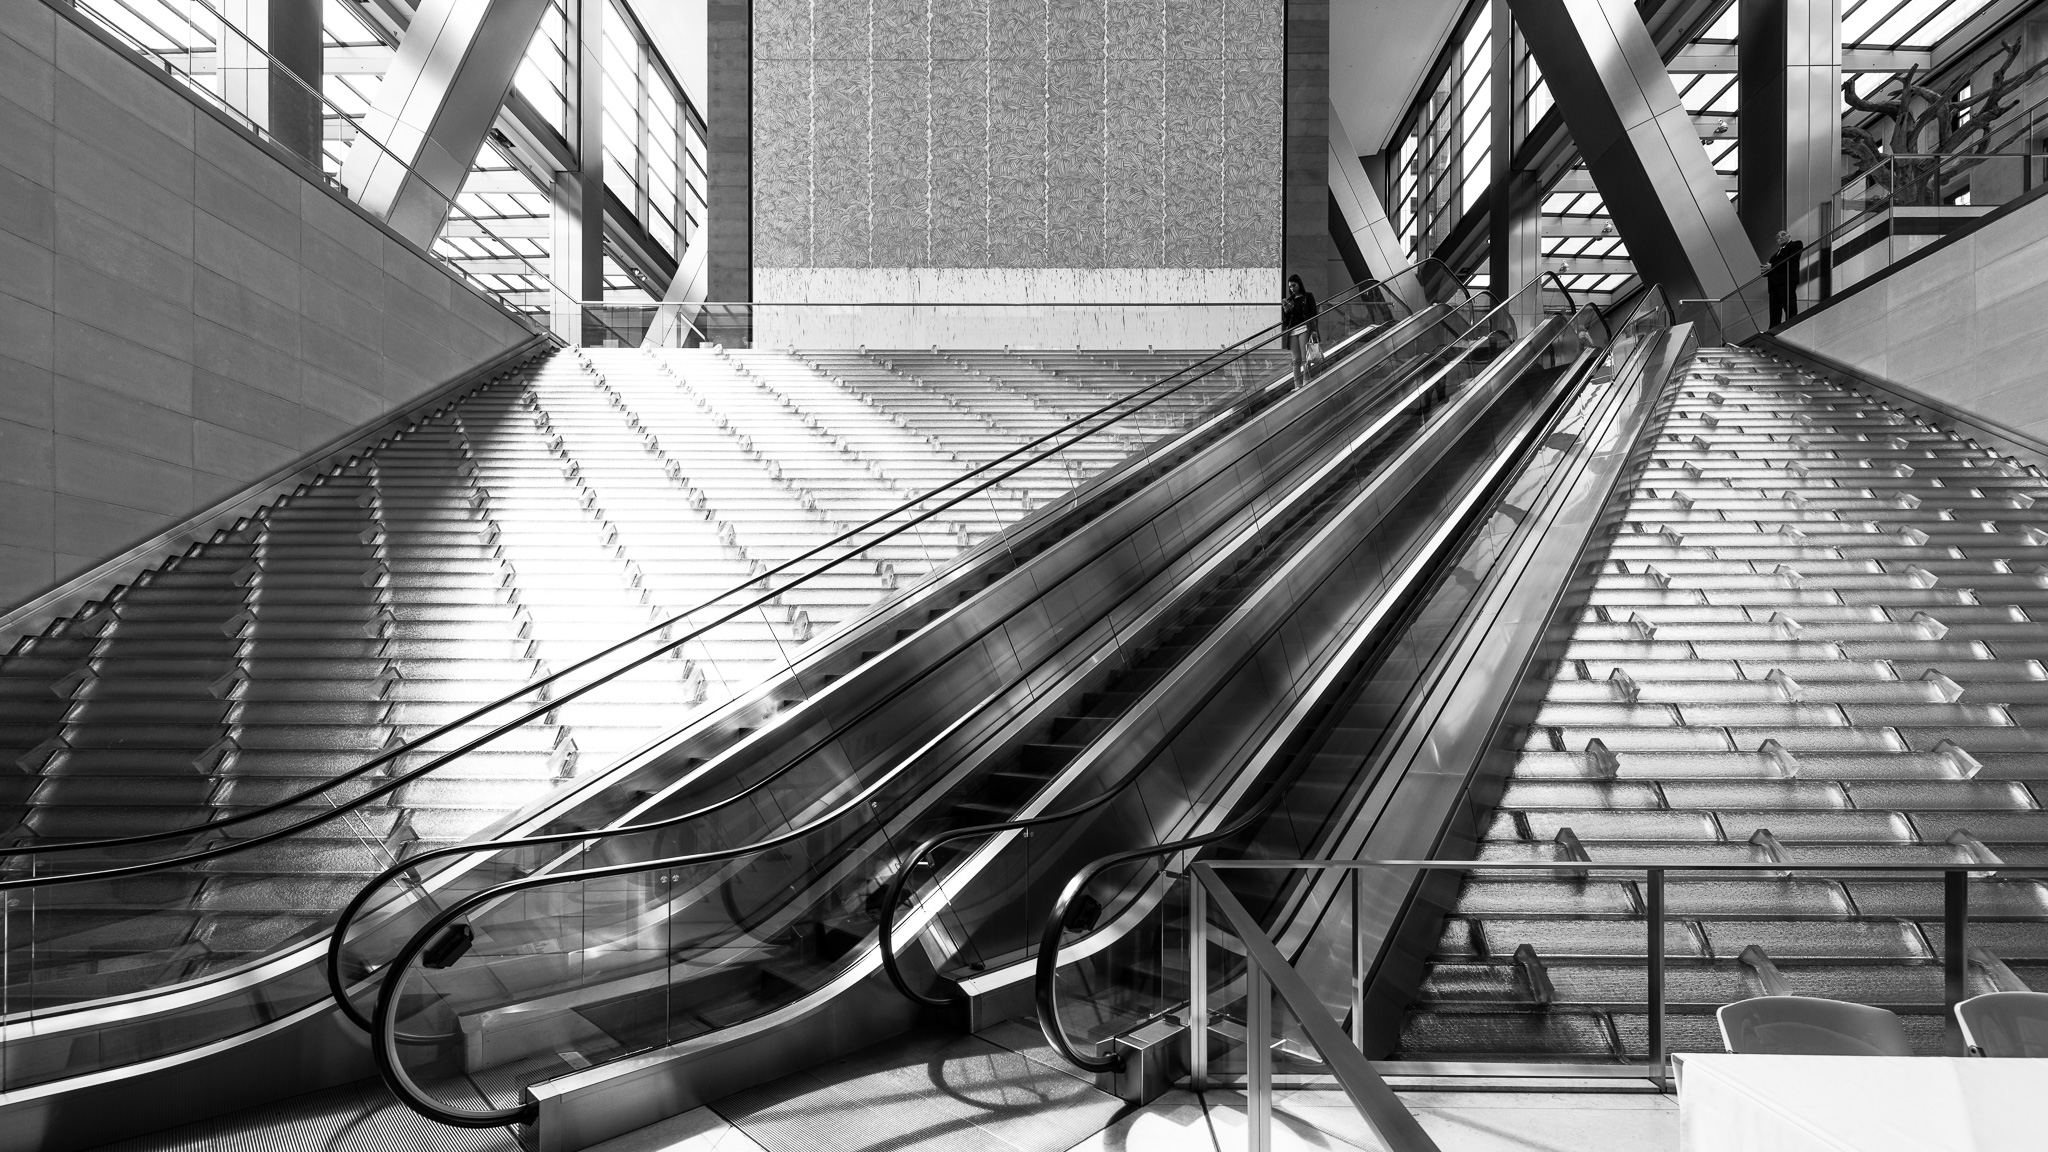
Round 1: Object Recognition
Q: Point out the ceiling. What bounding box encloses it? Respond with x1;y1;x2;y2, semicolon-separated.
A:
1330;0;1471;155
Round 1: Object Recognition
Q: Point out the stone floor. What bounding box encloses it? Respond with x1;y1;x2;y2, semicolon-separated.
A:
592;1086;1680;1152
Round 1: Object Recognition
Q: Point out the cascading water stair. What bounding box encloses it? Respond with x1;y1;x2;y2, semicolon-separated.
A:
1401;346;2048;1062
0;345;1218;1007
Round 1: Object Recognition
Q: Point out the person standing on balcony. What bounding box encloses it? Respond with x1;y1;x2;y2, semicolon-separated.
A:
1767;230;1806;326
1282;274;1322;388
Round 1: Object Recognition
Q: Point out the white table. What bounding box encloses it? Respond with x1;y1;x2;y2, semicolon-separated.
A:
1677;1054;2048;1152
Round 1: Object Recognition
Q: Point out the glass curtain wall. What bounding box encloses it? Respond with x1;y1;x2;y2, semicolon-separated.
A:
1386;6;1491;268
1382;0;2011;310
69;0;705;325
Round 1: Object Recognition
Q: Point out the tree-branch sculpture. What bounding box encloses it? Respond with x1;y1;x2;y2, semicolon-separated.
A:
1841;40;2048;206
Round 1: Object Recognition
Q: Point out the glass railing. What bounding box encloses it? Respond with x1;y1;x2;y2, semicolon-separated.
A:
578;263;1477;352
1699;143;2043;344
0;271;1426;1093
1193;857;2040;1081
68;0;620;340
346;275;1498;1126
1099;856;2048;1152
1028;290;1671;1074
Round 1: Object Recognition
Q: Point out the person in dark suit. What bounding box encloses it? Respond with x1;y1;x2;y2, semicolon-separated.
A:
1282;274;1321;388
1767;230;1806;326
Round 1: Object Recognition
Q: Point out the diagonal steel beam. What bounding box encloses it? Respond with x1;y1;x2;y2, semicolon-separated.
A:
1508;0;1760;305
1330;109;1426;309
339;0;551;246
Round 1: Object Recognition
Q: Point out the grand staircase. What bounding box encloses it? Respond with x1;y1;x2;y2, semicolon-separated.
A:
0;344;1264;1006
1403;347;2048;1061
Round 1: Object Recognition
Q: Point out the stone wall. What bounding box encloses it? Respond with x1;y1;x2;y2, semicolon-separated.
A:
0;2;537;608
750;0;1286;342
1776;193;2048;442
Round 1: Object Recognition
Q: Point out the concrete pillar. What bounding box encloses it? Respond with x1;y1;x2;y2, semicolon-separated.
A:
553;0;606;345
1739;0;1842;251
1286;0;1335;298
340;0;551;245
1489;0;1544;328
1507;0;1758;311
703;0;750;342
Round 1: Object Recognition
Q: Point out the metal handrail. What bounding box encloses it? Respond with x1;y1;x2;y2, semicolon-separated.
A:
1191;862;1442;1152
1542;270;1577;314
354;271;1475;1127
0;290;1354;880
323;269;1439;1029
1030;289;1669;1072
1201;857;2040;1088
881;289;1551;1009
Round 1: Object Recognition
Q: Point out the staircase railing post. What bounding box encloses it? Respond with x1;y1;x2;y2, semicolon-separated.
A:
1189;872;1209;1089
1945;869;1969;1053
1247;946;1272;1152
1647;867;1666;1091
1352;867;1368;1052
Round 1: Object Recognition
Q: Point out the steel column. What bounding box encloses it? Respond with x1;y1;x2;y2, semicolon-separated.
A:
1739;0;1843;250
220;0;323;164
553;0;606;345
267;0;323;163
1490;0;1544;327
339;0;552;245
1506;0;1759;311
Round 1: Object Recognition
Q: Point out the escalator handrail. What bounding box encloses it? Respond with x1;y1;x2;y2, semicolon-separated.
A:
877;277;1572;1010
366;695;1011;1127
0;271;1420;889
357;271;1482;1128
1028;286;1634;1073
321;268;1446;1030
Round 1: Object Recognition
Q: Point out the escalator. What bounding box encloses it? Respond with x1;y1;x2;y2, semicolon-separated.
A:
324;282;1575;1146
1018;290;1681;1096
0;275;1430;1148
1026;305;2048;1145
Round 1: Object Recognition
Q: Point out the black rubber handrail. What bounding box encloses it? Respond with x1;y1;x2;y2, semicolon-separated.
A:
1031;291;1660;1072
878;276;1566;1008
0;279;1378;878
322;267;1448;1026
876;292;1531;1006
360;330;1412;1122
367;713;985;1127
359;268;1473;1127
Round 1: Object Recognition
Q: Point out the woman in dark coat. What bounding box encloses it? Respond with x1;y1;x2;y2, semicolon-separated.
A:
1281;274;1321;387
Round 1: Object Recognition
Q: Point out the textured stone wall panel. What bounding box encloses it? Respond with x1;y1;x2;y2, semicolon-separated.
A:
870;58;930;263
751;57;810;267
754;0;1282;275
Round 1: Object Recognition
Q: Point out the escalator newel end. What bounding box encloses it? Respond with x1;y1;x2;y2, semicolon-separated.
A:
422;923;475;970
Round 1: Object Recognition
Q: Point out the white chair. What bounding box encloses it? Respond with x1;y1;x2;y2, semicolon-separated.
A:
1955;991;2048;1057
1717;996;1915;1057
